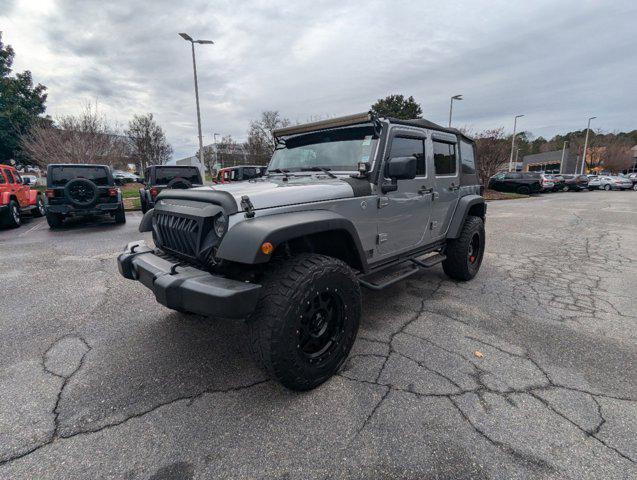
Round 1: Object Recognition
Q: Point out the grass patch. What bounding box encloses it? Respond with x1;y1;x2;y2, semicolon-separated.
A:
484;189;529;201
124;197;141;211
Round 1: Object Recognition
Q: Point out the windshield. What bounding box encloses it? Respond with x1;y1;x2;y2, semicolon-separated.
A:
49;166;110;187
154;167;201;185
269;126;377;173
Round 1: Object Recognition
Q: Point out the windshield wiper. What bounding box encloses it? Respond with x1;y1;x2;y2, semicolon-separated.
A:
301;166;337;179
268;168;291;179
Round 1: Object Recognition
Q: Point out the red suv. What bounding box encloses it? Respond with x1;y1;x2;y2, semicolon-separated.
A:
0;164;46;228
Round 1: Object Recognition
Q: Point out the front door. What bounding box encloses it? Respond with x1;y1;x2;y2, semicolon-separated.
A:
376;128;433;258
429;133;460;240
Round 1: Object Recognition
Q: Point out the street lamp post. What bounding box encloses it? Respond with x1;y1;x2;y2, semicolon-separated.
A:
179;33;214;170
448;94;463;127
508;114;524;172
560;141;568;174
580;116;596;175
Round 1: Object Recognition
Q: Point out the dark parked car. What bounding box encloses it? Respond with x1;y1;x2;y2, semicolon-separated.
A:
139;165;203;213
45;164;125;228
215;165;267;184
545;174;567;192
488;171;542;194
560;174;590;191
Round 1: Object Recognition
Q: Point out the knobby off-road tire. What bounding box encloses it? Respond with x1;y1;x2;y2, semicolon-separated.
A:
46;213;64;229
442;215;485;281
114;203;126;224
140;194;148;214
248;254;361;391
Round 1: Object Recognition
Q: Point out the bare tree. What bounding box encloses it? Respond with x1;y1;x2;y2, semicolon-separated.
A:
126;113;172;172
599;140;633;173
246;110;290;165
473;128;510;186
21;103;129;168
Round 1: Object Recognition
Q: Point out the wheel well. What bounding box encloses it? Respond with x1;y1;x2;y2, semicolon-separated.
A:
467;203;485;219
281;230;364;272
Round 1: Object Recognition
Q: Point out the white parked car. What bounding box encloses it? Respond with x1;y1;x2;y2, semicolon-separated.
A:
588;176;633;191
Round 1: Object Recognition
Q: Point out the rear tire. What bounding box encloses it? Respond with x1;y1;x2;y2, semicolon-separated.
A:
114;203;126;224
248;254;361;391
140;195;148;214
46;213;64;229
517;185;531;195
604;184;611;191
442;216;485;281
32;195;45;217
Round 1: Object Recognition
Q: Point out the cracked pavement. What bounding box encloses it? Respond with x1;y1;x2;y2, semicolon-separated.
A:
0;191;635;479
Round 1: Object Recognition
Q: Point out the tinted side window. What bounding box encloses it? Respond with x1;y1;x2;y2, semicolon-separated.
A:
0;169;6;184
459;140;475;174
13;171;22;184
389;136;426;176
433;141;457;175
6;170;16;184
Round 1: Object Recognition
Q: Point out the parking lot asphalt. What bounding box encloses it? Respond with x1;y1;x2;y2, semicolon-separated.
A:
0;191;635;480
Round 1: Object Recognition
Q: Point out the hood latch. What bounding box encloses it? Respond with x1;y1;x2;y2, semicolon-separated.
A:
240;195;255;218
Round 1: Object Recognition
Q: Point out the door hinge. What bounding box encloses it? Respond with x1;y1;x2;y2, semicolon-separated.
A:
377;233;388;244
377;197;389;208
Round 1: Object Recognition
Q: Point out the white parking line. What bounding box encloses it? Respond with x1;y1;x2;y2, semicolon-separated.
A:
18;219;45;237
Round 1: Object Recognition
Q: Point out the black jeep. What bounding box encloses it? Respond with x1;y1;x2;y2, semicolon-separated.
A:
45;164;126;228
139;165;203;214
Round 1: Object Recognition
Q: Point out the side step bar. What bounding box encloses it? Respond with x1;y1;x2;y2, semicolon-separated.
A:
358;253;446;291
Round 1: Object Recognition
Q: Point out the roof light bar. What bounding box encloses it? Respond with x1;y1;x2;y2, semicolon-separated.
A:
273;112;374;138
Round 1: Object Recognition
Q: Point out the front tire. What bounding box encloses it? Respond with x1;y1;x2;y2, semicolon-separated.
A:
604;184;611;191
248;254;361;391
4;200;21;228
442;216;485;281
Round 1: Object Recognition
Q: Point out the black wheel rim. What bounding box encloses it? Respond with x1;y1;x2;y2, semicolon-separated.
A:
69;183;94;203
298;288;345;363
468;233;480;265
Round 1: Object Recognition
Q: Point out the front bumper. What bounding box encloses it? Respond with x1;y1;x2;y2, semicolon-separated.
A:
117;241;261;319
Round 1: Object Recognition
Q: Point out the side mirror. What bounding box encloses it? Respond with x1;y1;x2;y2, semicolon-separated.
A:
386;156;417;180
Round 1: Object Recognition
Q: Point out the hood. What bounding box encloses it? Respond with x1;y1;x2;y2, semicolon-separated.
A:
192;175;358;211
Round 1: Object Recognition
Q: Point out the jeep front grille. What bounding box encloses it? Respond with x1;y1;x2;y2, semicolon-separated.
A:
154;212;200;259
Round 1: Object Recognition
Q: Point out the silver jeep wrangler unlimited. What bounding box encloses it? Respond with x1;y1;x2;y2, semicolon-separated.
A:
118;113;486;390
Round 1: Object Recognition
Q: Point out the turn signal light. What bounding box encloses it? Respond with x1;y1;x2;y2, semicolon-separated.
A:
150;187;159;197
45;189;55;198
108;188;118;197
260;242;274;255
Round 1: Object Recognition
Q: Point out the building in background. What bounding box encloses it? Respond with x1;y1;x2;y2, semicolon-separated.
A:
521;149;579;174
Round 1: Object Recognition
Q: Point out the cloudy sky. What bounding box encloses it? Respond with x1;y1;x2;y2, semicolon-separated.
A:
2;0;636;158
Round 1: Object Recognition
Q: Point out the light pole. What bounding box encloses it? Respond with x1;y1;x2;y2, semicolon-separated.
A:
580;116;596;175
560;141;568;174
508;114;524;172
179;32;214;170
448;94;463;127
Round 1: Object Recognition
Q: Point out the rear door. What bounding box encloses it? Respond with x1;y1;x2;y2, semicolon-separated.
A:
429;133;460;240
376;128;432;257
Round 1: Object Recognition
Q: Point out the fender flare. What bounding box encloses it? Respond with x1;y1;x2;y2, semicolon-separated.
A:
446;195;486;239
216;210;368;270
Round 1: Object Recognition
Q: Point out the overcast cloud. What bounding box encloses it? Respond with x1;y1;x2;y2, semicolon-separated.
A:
2;0;636;158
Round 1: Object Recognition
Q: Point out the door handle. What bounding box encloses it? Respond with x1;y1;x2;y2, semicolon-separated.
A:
449;183;460;191
418;186;433;195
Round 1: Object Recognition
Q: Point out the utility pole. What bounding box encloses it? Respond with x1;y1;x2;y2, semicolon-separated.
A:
560;141;568;174
179;33;214;170
580;116;596;175
508;115;524;172
448;95;463;127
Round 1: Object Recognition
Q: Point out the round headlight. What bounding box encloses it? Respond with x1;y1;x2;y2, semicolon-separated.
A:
213;214;227;237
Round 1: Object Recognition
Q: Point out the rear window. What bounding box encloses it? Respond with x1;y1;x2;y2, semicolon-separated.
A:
49;166;110;187
459;140;476;174
154;167;201;185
